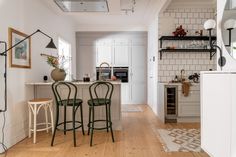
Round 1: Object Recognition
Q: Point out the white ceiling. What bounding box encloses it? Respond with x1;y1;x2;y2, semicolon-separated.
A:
41;0;216;31
42;0;165;30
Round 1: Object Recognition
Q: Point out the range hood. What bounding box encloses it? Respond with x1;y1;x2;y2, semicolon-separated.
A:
54;0;109;12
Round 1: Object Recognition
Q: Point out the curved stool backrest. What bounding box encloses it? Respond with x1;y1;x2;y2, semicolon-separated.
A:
52;81;77;107
89;81;114;105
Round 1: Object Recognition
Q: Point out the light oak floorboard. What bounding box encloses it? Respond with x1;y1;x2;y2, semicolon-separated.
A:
3;105;209;157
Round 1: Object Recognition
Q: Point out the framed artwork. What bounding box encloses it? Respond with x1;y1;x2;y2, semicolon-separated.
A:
8;28;31;68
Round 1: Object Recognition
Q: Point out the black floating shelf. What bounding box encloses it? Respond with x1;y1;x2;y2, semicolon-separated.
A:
159;49;216;52
159;36;217;41
159;49;216;60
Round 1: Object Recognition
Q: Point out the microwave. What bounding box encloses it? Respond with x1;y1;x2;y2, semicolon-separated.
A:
113;67;129;83
96;67;111;81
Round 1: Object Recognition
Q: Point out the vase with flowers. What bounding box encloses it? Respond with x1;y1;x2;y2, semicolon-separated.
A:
47;56;66;81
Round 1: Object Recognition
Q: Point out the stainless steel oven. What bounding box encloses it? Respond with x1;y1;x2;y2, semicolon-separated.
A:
113;67;129;83
96;67;111;81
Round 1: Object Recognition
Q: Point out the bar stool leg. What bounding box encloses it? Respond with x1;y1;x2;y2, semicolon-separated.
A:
105;104;109;133
51;106;59;146
33;104;37;144
90;107;95;147
45;105;49;133
73;107;76;147
108;105;115;142
49;102;54;134
80;105;85;135
64;106;67;135
28;104;32;138
87;107;91;135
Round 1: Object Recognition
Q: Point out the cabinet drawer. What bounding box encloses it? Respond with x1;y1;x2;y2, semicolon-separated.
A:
178;91;200;102
178;103;200;117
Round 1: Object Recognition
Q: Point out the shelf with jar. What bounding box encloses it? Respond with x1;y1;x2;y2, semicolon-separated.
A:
159;36;217;60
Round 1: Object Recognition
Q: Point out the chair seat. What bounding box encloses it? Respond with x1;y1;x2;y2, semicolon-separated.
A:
29;98;53;103
88;98;110;106
59;99;83;106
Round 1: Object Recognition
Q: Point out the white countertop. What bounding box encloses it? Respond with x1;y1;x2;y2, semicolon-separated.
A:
201;71;236;74
25;81;122;86
158;82;200;86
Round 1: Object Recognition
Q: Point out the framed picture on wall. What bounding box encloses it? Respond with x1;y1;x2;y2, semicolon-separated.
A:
8;28;31;68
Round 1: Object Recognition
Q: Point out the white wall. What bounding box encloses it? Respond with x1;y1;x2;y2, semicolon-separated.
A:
147;19;158;115
0;0;76;152
218;0;236;70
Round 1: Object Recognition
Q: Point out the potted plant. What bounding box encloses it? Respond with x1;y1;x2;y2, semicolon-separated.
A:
47;56;66;81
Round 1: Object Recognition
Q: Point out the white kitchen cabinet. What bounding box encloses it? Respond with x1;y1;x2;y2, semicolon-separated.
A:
178;88;200;117
201;71;236;157
131;45;146;67
82;33;147;105
128;45;147;104
113;40;130;67
96;40;113;66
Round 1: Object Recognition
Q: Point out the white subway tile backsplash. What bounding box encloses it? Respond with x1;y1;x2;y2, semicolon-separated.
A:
181;59;187;64
198;60;204;64
184;65;190;70
170;59;176;64
184;8;190;12
173;53;179;58
188;12;193;18
199;12;205;18
173;65;178;70
164;71;170;76
205;13;211;18
179;8;185;12
176;12;181;18
194;13;199;18
187;59;193;65
171;12;176;17
191;19;196;24
158;6;216;82
167;65;173;70
179;18;184;24
182;12;187;18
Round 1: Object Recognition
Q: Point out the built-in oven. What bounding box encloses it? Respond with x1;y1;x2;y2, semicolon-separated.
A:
113;67;129;83
96;67;111;81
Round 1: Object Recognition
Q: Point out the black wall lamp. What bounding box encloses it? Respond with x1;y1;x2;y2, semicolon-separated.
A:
204;19;226;70
224;19;236;47
0;29;57;112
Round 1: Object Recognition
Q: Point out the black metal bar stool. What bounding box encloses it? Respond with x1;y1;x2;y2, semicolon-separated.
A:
87;81;115;146
51;82;85;147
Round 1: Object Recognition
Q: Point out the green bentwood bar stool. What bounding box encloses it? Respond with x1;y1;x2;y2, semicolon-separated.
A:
51;82;85;147
87;81;115;146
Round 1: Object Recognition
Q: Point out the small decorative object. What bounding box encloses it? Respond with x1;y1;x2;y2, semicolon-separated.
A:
8;28;31;68
83;74;90;82
173;25;187;37
43;75;48;82
188;73;200;83
46;55;66;81
195;30;203;36
111;75;117;81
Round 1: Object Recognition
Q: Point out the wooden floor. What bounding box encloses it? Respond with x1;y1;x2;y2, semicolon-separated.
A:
3;105;209;157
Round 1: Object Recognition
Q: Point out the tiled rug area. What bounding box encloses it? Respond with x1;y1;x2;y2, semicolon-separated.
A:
157;128;201;152
121;105;143;112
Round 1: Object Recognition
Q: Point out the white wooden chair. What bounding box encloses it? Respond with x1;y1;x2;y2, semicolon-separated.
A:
28;98;54;144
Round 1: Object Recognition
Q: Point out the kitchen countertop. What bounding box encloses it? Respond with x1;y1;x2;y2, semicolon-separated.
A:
158;82;200;86
26;80;122;86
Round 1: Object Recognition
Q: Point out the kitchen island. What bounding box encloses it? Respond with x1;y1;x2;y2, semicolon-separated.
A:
26;81;122;130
